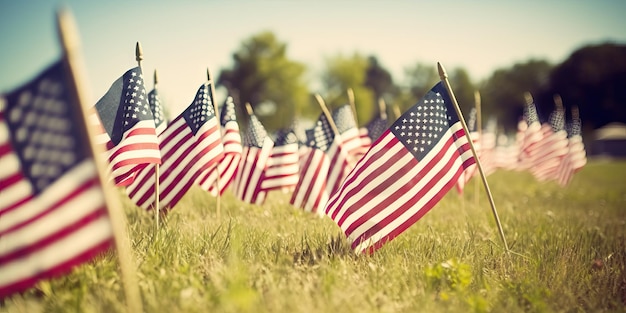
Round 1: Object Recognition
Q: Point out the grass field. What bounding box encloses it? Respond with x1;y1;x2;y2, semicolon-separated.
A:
3;161;626;313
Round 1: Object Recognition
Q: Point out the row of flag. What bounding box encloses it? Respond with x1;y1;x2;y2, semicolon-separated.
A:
0;10;586;300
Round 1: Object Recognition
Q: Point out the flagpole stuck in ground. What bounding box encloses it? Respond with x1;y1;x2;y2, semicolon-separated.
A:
136;41;161;235
347;88;358;126
438;62;510;252
57;8;143;312
152;67;162;233
314;94;341;136
474;90;482;208
378;97;387;120
207;67;222;219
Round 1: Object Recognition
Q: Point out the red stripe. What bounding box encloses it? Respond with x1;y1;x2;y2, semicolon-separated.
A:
0;239;111;299
0;177;99;236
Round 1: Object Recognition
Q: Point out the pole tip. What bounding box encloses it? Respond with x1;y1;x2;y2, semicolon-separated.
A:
206;67;212;81
437;62;447;79
572;106;580;119
56;7;79;55
523;92;534;106
553;94;563;110
135;41;143;63
245;102;253;115
153;69;158;85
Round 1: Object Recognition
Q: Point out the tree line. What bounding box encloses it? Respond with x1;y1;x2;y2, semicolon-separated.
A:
216;31;626;135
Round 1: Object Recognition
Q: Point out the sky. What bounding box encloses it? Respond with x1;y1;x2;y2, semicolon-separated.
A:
1;0;625;117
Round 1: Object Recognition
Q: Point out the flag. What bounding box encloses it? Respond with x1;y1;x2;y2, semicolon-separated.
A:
92;67;161;186
332;104;362;163
517;97;543;171
290;112;352;214
261;127;299;192
556;116;587;186
356;115;388;162
324;82;475;254
148;87;167;135
126;82;223;211
197;96;242;196
0;61;113;298
455;107;479;194
529;106;569;181
233;112;274;204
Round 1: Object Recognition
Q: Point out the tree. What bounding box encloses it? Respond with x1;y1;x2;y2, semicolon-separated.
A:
402;63;439;112
479;59;553;132
448;67;476;119
549;43;626;129
320;52;374;126
218;31;310;131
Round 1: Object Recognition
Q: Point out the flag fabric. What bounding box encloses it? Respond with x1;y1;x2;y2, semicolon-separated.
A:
290;114;352;214
261;127;299;192
556;116;587;186
332;104;362;163
126;82;223;211
356;115;388;162
517;98;543;171
233;113;274;204
197;96;242;196
529;107;569;181
92;67;161;186
0;61;113;298
455;107;479;194
148;87;167;135
477;118;498;176
324;82;475;254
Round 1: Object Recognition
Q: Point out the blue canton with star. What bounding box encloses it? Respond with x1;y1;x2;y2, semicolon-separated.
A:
148;88;165;128
220;96;237;126
4;61;88;194
305;114;334;152
366;116;388;142
243;114;268;148
273;128;298;147
183;83;215;136
390;82;460;160
331;104;357;135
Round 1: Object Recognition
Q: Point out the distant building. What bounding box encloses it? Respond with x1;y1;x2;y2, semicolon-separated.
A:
591;122;626;157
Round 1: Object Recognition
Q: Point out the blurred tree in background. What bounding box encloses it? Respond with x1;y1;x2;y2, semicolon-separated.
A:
479;60;553;132
218;31;310;131
320;52;374;126
549;43;626;129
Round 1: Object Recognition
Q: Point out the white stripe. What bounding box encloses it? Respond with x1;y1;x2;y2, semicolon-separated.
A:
0;152;33;210
292;150;326;208
352;145;464;253
0;161;99;232
0;215;111;288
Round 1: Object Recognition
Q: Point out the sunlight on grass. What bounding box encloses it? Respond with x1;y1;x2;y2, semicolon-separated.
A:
2;161;625;312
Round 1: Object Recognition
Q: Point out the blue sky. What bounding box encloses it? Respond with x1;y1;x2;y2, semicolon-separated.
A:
1;0;625;116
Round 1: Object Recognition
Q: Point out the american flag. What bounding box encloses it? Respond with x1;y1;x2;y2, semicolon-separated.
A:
261;127;299;192
529;106;569;181
324;82;475;254
148;87;167;135
517;95;543;171
234;112;274;204
0;61;113;298
556;115;586;186
125;82;223;211
455;107;480;194
332;104;362;164
92;67;161;186
290;112;352;214
197;96;242;196
356;115;388;162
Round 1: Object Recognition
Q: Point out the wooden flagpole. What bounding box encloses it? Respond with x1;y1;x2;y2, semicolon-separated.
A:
474;90;482;208
136;42;161;234
378;97;388;120
314;94;341;136
207;68;221;219
392;103;402;120
152;68;162;232
347;88;358;125
57;8;143;312
438;62;509;252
